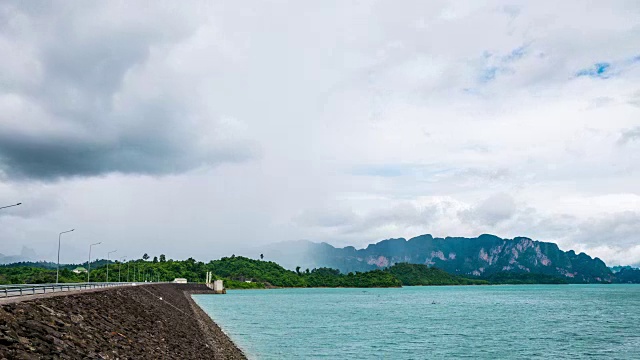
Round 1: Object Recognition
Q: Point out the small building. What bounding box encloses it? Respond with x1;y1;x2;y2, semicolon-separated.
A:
72;267;87;274
173;278;187;284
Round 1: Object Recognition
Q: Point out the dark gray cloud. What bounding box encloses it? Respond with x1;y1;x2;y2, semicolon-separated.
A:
0;118;256;179
0;2;257;180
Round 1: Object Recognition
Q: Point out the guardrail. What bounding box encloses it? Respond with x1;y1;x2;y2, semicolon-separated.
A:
0;282;169;299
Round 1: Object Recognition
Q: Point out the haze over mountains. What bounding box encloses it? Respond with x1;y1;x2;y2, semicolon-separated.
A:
0;246;37;265
263;234;615;283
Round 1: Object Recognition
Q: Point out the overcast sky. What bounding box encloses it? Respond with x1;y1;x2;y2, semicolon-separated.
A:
1;1;639;266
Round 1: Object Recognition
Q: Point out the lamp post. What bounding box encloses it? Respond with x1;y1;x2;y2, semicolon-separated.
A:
107;250;117;282
56;229;75;284
120;257;126;283
127;258;131;282
0;202;21;210
87;242;101;282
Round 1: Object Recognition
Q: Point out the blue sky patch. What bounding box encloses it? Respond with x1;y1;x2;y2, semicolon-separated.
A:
576;62;611;78
479;66;499;83
476;45;528;85
503;45;527;62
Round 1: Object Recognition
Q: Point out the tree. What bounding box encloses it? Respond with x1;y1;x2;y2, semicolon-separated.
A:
260;254;264;260
159;254;166;262
142;253;150;261
153;256;158;263
296;266;301;275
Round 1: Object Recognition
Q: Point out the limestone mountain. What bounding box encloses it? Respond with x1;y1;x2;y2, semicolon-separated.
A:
264;234;614;283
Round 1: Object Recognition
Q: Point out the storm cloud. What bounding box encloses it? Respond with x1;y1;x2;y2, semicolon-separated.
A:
0;2;256;179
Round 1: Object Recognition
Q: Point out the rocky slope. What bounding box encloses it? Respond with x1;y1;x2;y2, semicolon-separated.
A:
0;284;245;359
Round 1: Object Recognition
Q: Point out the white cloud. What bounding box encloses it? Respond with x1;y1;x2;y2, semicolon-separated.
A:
1;1;640;265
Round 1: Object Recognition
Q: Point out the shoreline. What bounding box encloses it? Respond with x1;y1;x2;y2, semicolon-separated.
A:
224;282;574;290
185;289;248;359
191;294;254;358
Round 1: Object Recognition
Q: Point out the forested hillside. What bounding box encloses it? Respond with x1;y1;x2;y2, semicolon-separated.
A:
0;256;401;288
7;252;638;288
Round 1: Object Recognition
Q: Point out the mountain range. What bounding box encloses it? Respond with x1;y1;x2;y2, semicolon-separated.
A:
263;234;615;283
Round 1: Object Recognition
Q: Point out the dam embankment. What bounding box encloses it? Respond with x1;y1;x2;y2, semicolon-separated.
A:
0;283;246;359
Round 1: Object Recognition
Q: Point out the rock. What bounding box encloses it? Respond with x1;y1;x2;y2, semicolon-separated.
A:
0;335;17;345
0;284;246;359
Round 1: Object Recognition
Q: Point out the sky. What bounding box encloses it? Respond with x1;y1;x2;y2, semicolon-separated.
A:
1;1;639;266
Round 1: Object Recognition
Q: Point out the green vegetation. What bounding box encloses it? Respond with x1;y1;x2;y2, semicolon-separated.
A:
481;272;568;284
0;255;399;288
209;256;401;288
303;268;401;288
0;266;84;284
208;256;306;287
386;263;488;285
0;255;576;288
612;267;640;283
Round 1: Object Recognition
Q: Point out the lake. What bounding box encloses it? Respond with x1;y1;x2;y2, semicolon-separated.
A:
192;285;640;359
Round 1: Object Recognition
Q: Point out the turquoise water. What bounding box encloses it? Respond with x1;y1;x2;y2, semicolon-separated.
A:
193;285;640;359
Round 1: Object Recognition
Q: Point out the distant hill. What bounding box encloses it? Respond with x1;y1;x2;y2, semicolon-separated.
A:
613;267;640;283
263;234;615;283
610;265;638;273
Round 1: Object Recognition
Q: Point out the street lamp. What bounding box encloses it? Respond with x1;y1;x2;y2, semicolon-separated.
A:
107;250;117;282
56;229;75;284
0;202;21;210
120;256;127;283
87;242;101;282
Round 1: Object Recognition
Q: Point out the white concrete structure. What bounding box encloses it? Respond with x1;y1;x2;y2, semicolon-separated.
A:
213;280;224;293
173;278;187;284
